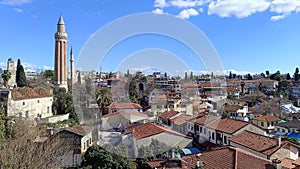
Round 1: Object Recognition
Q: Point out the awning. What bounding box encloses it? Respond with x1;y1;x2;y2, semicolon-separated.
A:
181;147;201;155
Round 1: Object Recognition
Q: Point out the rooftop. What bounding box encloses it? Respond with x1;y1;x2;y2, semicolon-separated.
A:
230;130;290;156
109;102;142;109
147;146;274;169
253;115;281;122
123;123;189;140
207;118;249;134
11;87;53;100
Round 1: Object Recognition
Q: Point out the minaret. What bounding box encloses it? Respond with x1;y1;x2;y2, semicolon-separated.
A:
54;15;68;90
70;46;75;82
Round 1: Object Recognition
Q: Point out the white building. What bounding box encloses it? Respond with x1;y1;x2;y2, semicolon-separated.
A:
6;87;53;119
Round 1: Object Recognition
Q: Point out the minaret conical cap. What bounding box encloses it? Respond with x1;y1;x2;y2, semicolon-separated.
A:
57;15;65;25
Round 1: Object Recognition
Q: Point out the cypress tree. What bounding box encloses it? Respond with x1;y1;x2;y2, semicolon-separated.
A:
16;59;27;87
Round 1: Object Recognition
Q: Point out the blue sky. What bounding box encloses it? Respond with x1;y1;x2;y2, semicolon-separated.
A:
0;0;300;76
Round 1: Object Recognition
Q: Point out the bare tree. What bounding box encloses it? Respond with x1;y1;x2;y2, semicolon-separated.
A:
0;119;71;168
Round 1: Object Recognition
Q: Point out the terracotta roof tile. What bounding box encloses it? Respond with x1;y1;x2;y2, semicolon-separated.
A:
11;87;53;100
230;130;288;156
170;114;191;126
207;118;249;134
109;102;142;109
224;105;242;112
253;115;280;122
65;125;93;137
282;158;296;169
123;123;189;140
147;146;273;169
189;115;220;126
159;110;180;121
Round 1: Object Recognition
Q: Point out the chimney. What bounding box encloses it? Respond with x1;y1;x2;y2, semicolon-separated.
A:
276;136;281;147
272;158;282;169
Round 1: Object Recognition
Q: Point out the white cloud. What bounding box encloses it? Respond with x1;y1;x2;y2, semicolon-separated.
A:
152;8;165;14
13;8;23;12
130;66;160;73
270;14;287;21
269;0;300;21
208;0;270;18
154;0;169;8
0;0;31;5
177;8;199;19
170;0;205;8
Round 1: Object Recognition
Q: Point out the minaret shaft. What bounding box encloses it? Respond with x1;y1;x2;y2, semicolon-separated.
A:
54;15;68;90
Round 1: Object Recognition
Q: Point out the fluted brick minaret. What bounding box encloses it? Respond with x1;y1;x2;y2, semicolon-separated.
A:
54;15;68;90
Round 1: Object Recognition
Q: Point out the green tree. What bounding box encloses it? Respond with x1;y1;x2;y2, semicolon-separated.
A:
129;77;139;102
136;139;170;169
53;88;73;114
85;76;93;96
42;70;54;80
286;73;291;80
294;68;299;81
270;71;282;81
103;144;128;157
1;70;11;88
81;145;131;169
16;59;27;87
96;88;113;116
266;70;270;77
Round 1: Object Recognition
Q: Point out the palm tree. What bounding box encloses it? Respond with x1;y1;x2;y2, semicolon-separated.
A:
96;88;113;117
1;70;11;88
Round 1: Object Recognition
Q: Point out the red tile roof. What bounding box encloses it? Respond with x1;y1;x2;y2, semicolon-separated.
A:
282;158;296;169
11;87;53;100
170;114;191;126
109;102;142;109
230;130;291;156
101;111;120;118
65;125;93;137
190;115;220;126
253;115;280;122
224;105;241;112
123;123;189;140
146;146;274;169
159;110;180;121
207;118;249;134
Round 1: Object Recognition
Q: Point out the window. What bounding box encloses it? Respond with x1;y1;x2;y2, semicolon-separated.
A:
282;129;286;133
23;102;25;106
224;136;228;144
204;128;206;135
261;122;264;127
200;127;203;133
47;107;50;114
37;100;40;103
212;132;215;140
25;111;29;119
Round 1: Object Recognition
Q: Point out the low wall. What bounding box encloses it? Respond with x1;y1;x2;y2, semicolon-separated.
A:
39;113;69;123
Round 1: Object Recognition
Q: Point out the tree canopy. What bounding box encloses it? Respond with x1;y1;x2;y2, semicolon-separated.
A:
52;87;79;124
16;59;27;87
1;70;11;88
96;87;113;116
81;144;131;169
